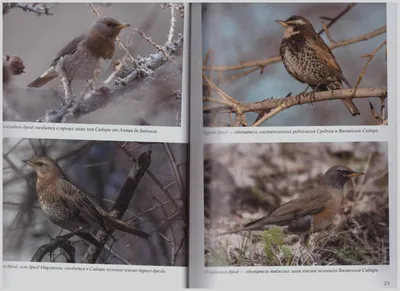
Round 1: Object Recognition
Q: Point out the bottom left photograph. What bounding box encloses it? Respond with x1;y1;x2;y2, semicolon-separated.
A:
3;138;187;266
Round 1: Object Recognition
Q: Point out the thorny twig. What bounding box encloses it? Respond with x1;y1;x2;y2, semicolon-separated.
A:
167;5;176;43
161;3;184;18
36;35;183;123
3;3;54;15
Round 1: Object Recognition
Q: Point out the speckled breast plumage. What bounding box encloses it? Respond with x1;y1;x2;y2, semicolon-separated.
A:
280;35;341;88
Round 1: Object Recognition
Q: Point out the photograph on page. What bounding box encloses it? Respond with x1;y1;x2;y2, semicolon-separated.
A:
204;142;390;267
3;3;185;127
202;3;387;127
3;138;187;267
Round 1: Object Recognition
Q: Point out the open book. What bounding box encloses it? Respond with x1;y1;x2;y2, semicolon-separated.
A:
2;2;398;289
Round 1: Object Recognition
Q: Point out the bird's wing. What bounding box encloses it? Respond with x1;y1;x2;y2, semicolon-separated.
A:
56;178;109;232
245;187;332;227
49;34;87;67
306;32;351;88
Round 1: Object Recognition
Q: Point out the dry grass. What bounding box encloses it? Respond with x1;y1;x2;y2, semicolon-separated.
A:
204;142;389;266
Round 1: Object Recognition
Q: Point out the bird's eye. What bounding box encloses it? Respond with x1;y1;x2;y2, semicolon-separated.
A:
339;168;351;175
106;21;113;27
36;162;44;166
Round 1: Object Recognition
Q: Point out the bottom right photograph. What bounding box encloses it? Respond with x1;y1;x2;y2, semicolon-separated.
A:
204;142;389;267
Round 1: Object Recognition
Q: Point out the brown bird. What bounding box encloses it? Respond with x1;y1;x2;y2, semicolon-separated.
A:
276;15;360;116
24;156;150;248
218;165;364;242
27;17;129;100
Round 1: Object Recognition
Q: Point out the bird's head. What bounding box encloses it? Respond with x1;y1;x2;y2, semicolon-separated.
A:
90;16;130;40
275;15;315;38
323;165;364;189
23;157;62;179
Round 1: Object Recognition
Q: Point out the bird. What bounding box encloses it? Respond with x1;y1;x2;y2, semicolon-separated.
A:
24;156;150;248
27;17;130;101
218;165;364;243
275;15;360;116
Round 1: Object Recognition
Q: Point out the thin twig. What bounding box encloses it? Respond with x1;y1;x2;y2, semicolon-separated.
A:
203;25;386;73
88;2;137;64
167;4;176;43
116;143;183;219
162;143;185;199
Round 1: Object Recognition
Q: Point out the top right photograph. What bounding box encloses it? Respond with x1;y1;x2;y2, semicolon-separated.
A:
202;3;388;127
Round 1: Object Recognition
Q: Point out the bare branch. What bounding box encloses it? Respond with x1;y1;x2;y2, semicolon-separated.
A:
204;87;387;126
3;3;54;15
36;36;183;123
167;4;176;43
31;238;75;263
82;150;152;264
203;26;386;73
116;143;184;219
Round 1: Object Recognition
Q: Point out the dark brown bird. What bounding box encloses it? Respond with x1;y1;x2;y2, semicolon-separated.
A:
218;165;364;242
27;17;130;99
276;15;360;116
24;157;150;248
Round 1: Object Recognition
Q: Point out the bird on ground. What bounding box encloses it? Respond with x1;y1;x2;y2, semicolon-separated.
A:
276;15;360;116
27;17;130;102
218;165;364;243
24;156;150;248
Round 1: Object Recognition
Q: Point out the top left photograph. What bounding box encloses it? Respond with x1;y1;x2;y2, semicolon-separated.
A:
3;2;185;126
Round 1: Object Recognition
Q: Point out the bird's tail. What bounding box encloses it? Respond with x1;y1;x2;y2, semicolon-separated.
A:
106;217;151;239
27;67;58;88
28;75;57;88
77;232;103;248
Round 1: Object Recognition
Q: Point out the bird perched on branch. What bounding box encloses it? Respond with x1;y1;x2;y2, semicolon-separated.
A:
218;165;364;243
276;15;360;116
27;17;130;102
24;156;150;248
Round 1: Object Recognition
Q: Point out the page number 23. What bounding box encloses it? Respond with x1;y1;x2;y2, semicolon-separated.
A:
384;281;390;286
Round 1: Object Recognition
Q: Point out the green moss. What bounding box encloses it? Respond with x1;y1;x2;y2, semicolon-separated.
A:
261;227;293;266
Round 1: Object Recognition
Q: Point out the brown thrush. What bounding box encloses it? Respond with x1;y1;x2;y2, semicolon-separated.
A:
24;156;150;248
276;15;361;116
218;165;364;242
27;17;130;101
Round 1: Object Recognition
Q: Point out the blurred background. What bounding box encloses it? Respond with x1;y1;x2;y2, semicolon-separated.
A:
202;3;387;126
3;3;184;126
3;138;187;266
204;142;389;266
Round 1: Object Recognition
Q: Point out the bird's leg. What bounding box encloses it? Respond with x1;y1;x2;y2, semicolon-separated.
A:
60;76;73;105
308;83;323;105
295;85;310;104
304;216;314;246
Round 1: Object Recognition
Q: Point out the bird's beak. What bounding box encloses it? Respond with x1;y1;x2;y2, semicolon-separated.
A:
23;160;34;167
347;171;365;177
116;23;130;29
275;20;288;28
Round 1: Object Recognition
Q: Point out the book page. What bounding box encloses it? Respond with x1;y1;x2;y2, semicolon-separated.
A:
2;2;189;289
190;2;398;289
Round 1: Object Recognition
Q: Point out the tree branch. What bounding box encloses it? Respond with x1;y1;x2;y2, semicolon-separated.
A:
203;26;386;73
82;150;152;264
31;237;75;263
36;35;183;123
116;143;184;219
204;87;387;126
3;3;54;15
